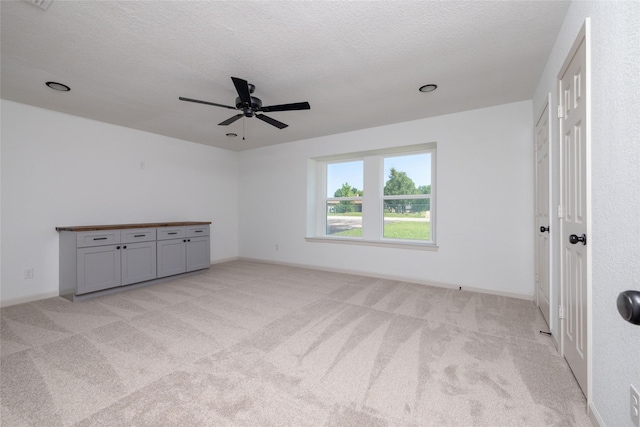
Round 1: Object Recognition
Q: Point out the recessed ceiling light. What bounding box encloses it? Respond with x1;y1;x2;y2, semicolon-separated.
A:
419;84;437;93
46;81;70;92
226;133;238;137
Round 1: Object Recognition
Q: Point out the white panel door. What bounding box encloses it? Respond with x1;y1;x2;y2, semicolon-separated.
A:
559;29;589;397
535;101;551;326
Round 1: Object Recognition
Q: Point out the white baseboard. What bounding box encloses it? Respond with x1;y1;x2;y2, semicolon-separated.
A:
1;291;60;307
588;403;605;427
551;333;560;352
236;257;534;301
211;256;239;265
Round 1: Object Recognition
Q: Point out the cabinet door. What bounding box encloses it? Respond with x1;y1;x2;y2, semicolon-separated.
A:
77;245;121;294
121;241;157;285
157;239;186;278
186;236;210;272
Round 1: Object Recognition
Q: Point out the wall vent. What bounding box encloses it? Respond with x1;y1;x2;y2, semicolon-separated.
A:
24;0;53;10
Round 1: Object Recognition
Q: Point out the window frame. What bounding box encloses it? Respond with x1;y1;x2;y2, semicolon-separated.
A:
308;143;437;249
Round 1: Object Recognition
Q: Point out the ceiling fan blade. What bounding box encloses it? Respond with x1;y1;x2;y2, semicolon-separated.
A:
231;77;252;105
261;102;311;112
218;114;244;126
178;97;236;110
256;114;288;129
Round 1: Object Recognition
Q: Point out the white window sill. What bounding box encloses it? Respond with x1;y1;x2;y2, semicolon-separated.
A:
305;237;438;251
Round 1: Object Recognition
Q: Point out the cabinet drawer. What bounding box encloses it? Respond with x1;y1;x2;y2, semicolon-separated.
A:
121;228;156;243
186;225;210;237
157;227;186;240
76;231;121;248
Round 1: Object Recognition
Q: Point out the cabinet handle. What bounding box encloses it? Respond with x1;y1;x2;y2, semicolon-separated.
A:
123;246;127;249
183;239;187;242
134;234;145;237
93;237;108;240
116;246;120;250
194;230;203;233
168;232;178;235
188;239;191;242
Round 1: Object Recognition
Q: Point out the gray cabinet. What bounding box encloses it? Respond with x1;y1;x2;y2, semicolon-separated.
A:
77;244;122;294
187;236;210;272
157;238;187;278
73;230;122;295
122;241;157;285
121;228;157;285
187;225;211;272
72;228;158;294
157;226;210;278
58;223;209;300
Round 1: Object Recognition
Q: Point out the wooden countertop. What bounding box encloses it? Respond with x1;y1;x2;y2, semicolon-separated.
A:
56;221;211;232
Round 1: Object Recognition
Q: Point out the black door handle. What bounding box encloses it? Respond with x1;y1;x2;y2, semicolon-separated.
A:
569;234;587;245
617;291;640;325
540;226;550;233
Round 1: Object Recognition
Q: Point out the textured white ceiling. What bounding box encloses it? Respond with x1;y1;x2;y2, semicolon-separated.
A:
1;1;570;151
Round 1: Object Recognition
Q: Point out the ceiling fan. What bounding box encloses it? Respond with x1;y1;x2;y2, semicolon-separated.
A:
179;77;310;129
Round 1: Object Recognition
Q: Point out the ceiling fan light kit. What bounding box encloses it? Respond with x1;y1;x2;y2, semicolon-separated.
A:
179;77;310;130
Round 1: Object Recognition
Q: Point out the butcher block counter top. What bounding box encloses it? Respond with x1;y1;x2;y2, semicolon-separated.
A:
55;221;211;232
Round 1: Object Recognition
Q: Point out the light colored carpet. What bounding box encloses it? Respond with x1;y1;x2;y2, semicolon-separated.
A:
1;260;591;426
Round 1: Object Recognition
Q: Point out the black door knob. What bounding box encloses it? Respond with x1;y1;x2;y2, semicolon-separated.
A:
617;291;640;325
569;234;587;245
540;226;550;233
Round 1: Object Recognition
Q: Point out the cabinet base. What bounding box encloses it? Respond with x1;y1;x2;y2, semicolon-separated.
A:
60;267;210;302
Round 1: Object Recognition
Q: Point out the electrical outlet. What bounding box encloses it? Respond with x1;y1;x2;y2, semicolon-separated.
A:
631;384;640;427
24;268;34;279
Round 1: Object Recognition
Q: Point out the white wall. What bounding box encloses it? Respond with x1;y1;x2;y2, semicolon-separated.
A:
239;101;534;297
0;100;239;305
533;2;640;426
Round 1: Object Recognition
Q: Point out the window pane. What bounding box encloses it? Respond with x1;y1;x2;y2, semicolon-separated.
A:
383;153;431;196
327;161;364;198
326;201;362;237
383;199;430;240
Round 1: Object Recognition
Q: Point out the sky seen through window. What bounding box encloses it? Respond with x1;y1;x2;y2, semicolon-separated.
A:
327;153;431;197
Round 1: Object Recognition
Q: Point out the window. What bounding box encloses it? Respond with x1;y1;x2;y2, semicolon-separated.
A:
325;160;363;237
383;153;432;241
308;143;436;248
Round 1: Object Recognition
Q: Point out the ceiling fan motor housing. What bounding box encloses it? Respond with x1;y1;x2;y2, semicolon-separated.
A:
236;96;262;117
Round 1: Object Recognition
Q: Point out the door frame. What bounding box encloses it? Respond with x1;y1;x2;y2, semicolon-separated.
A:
534;93;553;332
557;18;592;404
